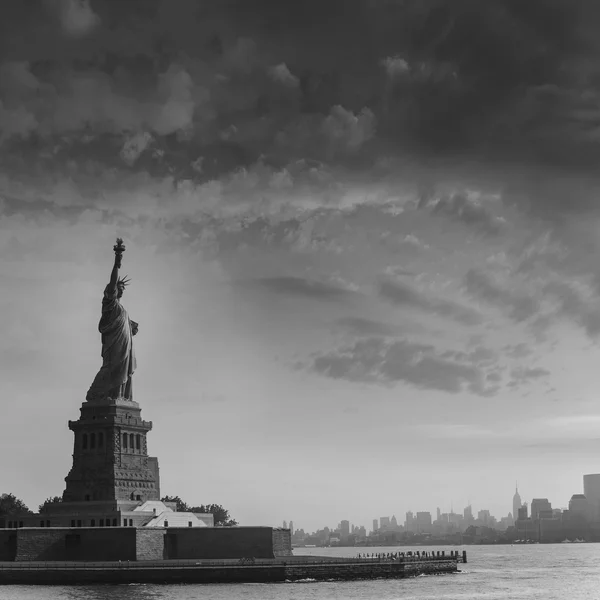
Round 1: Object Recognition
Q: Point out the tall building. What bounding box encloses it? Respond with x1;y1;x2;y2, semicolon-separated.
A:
463;505;473;524
416;512;432;533
372;518;378;533
340;520;350;538
583;474;600;521
391;515;398;530
379;516;391;530
405;511;415;532
289;521;294;535
283;520;287;529
477;510;491;526
513;484;522;520
436;507;441;521
568;494;588;518
530;499;551;521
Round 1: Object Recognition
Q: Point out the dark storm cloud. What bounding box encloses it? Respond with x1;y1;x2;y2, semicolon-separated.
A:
464;269;540;322
379;279;482;326
427;192;503;235
465;268;600;340
486;371;502;383
543;280;600;338
512;366;550;381
311;336;495;396
441;345;497;365
334;316;424;337
507;365;551;389
0;0;599;176
503;342;533;358
249;276;357;302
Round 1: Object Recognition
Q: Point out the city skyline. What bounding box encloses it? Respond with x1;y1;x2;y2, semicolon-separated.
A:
3;1;600;533
286;475;600;534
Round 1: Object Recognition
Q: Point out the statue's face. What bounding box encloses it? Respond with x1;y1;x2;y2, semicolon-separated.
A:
117;284;125;298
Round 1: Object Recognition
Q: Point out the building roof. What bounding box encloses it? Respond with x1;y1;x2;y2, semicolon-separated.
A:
133;500;173;514
144;511;208;528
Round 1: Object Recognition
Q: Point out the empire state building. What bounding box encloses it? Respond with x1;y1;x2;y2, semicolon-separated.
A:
513;484;522;520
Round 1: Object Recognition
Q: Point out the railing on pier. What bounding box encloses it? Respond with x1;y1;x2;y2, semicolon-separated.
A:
354;550;467;564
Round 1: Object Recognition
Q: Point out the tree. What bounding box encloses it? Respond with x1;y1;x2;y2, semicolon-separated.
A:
161;495;190;512
0;493;33;516
38;496;63;514
160;496;237;526
191;503;238;527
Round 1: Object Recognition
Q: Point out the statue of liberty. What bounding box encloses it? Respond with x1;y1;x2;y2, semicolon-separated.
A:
86;238;138;402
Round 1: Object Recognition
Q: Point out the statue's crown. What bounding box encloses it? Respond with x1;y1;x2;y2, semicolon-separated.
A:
117;275;131;287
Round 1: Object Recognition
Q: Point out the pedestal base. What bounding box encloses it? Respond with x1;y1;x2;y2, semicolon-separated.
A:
63;398;160;504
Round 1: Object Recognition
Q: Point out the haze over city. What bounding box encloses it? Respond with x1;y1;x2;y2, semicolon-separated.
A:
3;0;600;532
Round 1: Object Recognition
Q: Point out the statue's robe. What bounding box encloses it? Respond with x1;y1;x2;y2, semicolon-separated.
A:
86;284;137;402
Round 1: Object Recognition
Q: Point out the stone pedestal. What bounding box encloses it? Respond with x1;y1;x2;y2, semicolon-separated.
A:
63;397;160;504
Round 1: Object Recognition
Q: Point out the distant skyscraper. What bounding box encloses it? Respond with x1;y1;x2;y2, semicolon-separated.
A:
583;474;600;521
463;505;473;523
436;507;441;521
289;521;294;535
568;494;588;518
416;512;432;533
340;520;350;538
517;502;529;521
477;509;491;526
283;520;287;529
391;515;398;530
530;499;551;521
405;511;415;532
372;518;378;533
380;516;391;530
513;484;522;520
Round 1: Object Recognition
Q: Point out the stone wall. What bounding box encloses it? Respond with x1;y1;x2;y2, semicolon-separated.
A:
4;526;287;562
14;528;137;562
15;529;66;561
165;527;276;559
271;528;292;557
135;528;165;560
0;530;16;561
284;560;405;580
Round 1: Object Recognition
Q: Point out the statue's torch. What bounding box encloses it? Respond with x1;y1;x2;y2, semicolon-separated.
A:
114;238;126;268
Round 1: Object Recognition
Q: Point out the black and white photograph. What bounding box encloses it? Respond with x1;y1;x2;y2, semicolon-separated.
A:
1;0;600;597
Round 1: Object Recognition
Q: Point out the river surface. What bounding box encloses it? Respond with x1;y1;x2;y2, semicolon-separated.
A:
0;544;598;600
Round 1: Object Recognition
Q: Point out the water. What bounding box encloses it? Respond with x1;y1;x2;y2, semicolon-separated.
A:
1;544;598;600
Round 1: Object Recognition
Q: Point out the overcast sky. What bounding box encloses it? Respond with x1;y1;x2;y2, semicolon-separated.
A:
2;0;600;532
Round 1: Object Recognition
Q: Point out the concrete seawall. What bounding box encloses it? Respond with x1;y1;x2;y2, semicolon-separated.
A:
0;554;464;585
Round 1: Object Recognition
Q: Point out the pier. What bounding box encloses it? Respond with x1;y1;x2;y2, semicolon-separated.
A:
0;551;466;585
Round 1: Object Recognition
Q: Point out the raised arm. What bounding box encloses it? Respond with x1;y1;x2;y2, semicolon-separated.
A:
108;238;125;292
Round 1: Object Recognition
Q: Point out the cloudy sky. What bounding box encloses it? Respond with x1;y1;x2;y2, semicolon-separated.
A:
2;0;600;531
